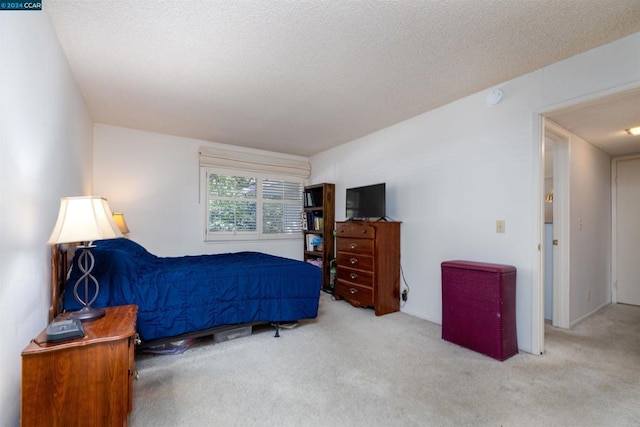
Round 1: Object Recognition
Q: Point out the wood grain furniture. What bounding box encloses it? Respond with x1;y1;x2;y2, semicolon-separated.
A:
334;221;401;315
49;244;76;323
441;260;518;361
21;304;138;426
302;183;335;292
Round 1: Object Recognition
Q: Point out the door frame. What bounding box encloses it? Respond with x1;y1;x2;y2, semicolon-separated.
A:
531;81;640;355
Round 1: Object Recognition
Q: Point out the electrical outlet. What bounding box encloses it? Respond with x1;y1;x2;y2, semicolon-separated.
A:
496;220;506;233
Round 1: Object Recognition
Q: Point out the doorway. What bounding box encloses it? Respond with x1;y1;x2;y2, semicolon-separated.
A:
536;88;640;354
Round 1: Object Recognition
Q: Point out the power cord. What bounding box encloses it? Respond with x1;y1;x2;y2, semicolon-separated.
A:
31;338;48;346
400;264;410;307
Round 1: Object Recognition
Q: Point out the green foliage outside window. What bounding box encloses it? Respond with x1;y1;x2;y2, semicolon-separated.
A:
206;171;303;239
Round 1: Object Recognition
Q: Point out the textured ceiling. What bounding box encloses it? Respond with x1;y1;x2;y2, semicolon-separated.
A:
547;89;640;157
45;0;640;156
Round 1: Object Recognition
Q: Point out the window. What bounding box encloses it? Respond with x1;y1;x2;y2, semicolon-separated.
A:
262;178;305;235
199;145;310;241
204;169;304;241
207;173;257;235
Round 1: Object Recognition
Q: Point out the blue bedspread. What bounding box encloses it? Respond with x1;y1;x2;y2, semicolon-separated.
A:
64;239;322;341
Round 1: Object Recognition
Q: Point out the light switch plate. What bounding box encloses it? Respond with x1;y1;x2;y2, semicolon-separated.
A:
496;220;506;233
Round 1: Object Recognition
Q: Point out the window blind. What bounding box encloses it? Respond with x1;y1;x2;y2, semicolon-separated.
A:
199;146;311;178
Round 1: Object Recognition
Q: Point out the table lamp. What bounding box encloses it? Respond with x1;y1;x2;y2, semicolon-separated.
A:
47;196;123;321
112;212;130;234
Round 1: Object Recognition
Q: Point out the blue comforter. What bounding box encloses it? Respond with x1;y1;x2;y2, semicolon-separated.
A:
64;239;322;341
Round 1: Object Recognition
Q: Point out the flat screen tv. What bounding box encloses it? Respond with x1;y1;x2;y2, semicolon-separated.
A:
346;183;386;220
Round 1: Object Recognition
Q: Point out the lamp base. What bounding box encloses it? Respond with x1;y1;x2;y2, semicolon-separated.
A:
69;306;105;322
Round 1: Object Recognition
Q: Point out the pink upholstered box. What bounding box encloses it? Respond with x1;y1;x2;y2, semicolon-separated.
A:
441;260;518;361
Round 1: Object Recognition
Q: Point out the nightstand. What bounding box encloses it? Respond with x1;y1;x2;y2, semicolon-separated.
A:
21;305;138;426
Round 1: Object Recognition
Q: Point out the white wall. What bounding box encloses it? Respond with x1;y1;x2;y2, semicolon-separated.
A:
93;124;305;259
310;32;640;353
311;79;537;345
0;13;93;426
569;134;611;325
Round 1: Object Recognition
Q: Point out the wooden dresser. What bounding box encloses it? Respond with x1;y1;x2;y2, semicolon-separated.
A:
334;221;401;315
21;305;138;426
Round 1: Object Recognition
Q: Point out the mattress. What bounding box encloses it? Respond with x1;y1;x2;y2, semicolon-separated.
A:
65;238;322;341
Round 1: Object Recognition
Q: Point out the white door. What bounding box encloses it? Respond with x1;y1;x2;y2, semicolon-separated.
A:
551;129;570;328
616;157;640;306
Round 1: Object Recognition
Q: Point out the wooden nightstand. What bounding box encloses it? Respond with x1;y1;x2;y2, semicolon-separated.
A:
21;305;138;426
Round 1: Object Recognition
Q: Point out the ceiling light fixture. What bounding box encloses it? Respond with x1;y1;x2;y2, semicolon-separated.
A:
625;126;640;136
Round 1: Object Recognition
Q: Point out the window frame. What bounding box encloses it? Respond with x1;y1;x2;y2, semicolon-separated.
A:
202;166;305;242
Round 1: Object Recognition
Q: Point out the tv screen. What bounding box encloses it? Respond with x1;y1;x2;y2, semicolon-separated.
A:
346;183;386;220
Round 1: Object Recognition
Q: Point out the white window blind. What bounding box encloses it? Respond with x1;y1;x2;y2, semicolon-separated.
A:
204;169;304;241
199;146;311;178
262;179;304;235
207;173;258;235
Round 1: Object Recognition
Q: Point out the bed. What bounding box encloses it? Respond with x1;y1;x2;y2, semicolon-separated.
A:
52;238;322;345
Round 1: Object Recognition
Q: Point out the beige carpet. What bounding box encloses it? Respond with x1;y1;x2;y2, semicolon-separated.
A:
131;293;640;426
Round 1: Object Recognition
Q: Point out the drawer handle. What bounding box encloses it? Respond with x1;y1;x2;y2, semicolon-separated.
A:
350;288;357;294
362;229;367;234
350;258;358;265
350;273;358;280
350;243;357;249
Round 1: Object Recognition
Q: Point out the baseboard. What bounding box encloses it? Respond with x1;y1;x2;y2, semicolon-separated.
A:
570;301;611;328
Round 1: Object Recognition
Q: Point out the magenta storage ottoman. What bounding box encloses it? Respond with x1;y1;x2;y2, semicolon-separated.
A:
441;260;518;361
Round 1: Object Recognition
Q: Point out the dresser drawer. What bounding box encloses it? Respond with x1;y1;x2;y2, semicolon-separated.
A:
335;280;374;306
336;237;374;255
336;267;373;288
336;222;376;239
335;221;401;316
336;252;374;272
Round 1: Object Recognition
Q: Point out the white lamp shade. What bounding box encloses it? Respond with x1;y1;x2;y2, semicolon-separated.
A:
47;196;123;244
